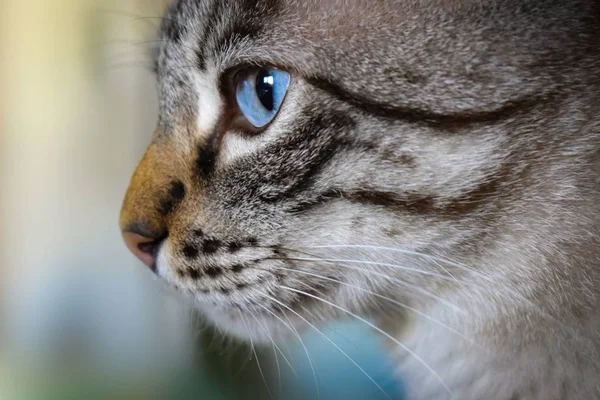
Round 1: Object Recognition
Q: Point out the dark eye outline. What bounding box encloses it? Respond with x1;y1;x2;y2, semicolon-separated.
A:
223;66;292;134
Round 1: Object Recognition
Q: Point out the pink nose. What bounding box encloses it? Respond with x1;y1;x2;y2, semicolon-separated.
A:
122;231;161;270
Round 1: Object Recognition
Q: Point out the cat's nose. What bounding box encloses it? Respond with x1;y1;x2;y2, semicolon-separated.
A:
122;230;164;271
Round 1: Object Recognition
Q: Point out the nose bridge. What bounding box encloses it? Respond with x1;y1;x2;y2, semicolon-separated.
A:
119;140;190;238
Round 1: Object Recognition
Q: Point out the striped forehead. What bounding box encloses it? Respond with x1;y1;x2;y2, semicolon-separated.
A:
154;0;283;131
157;0;284;77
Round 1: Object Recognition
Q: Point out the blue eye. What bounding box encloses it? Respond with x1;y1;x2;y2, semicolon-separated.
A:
235;68;291;129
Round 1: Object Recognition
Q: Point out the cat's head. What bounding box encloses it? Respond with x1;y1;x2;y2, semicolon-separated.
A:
120;0;600;342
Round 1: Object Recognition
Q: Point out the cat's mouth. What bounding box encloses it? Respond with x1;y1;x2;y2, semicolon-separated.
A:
151;243;340;342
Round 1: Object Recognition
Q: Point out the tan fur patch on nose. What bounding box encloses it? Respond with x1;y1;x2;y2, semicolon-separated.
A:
120;135;197;237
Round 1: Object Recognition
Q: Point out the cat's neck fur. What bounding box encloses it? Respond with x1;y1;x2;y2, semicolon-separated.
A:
385;145;600;398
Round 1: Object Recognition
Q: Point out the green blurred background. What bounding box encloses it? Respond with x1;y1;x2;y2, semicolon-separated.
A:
0;1;402;399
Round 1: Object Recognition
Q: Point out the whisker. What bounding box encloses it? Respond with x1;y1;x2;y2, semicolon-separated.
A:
280;312;321;400
269;255;463;313
278;285;454;397
233;314;256;378
103;61;157;72
248;307;297;379
429;258;460;283
119;39;201;56
297;244;492;280
272;338;282;399
232;345;256;379
287;245;573;335
97;8;162;29
267;265;486;352
205;323;220;352
128;16;182;28
255;305;306;376
258;292;392;400
267;245;486;294
273;256;452;280
252;304;304;379
248;309;282;398
158;63;212;77
241;313;273;400
269;244;464;280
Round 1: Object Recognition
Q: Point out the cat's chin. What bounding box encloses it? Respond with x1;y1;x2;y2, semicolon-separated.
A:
194;301;298;344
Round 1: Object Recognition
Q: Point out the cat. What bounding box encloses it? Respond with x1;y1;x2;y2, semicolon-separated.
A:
120;0;600;398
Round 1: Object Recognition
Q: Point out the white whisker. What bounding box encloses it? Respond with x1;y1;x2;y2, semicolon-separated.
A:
270;265;486;352
255;303;317;396
253;308;297;375
297;244;493;280
273;256;464;313
247;308;288;397
258;292;392;400
429;258;460;283
242;313;273;400
280;246;569;332
233;313;256;377
279;285;453;397
280;256;453;280
271;333;282;398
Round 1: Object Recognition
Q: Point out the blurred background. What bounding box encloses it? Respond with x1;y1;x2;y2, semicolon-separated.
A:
0;0;403;398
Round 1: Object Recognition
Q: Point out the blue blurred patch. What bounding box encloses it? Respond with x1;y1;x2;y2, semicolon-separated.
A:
280;320;405;400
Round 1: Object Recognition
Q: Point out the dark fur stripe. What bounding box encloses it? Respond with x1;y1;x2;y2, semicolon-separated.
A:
158;180;186;215
196;135;219;177
195;0;226;71
161;1;190;44
291;169;509;216
307;76;546;129
258;112;357;203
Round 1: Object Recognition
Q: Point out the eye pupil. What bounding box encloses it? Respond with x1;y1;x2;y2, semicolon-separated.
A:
256;71;275;111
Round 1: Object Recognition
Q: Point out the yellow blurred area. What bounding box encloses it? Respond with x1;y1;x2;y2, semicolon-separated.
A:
0;0;218;398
